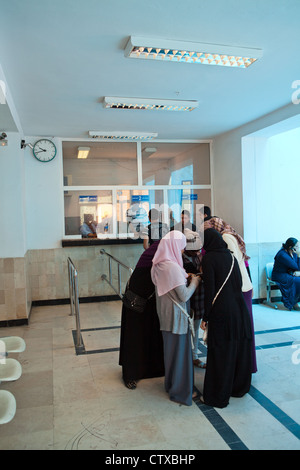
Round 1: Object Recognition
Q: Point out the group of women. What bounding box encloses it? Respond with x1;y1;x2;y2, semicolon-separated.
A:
119;213;261;409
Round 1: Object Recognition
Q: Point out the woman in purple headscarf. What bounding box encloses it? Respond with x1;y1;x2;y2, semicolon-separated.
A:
119;241;165;390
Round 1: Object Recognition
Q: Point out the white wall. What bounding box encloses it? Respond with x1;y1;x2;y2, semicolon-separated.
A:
212;103;300;238
243;127;300;244
24;137;64;250
0;132;26;258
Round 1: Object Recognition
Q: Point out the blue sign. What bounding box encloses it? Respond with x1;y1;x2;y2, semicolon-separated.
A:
79;195;98;203
182;194;198;200
131;195;150;202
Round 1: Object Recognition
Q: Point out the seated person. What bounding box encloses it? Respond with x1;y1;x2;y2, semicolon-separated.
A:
142;208;169;250
172;209;197;233
79;214;97;238
272;237;300;310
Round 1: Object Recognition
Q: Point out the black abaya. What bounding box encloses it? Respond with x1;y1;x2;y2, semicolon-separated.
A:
202;229;252;408
119;265;165;382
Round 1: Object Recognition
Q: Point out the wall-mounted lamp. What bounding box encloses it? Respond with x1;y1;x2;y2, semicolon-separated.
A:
0;132;8;146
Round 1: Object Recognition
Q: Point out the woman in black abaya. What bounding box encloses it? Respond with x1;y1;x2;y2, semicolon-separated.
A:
119;241;164;389
200;229;252;408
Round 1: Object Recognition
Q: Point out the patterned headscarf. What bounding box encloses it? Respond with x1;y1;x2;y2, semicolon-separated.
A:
204;217;250;260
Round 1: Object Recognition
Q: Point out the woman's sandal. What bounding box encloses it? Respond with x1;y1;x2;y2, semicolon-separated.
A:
193;359;206;369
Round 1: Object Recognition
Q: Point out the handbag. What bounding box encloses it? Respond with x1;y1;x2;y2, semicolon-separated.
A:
202;253;234;345
122;285;155;313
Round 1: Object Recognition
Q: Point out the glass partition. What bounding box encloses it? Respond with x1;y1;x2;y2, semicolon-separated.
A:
62;140;212;239
63;141;138;186
142;142;210;185
167;188;210;231
116;189;164;237
64;190;113;236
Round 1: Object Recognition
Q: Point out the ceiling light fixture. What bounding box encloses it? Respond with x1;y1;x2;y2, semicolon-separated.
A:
124;36;262;68
88;131;158;141
77;147;90;159
103;96;198;111
142;147;157;158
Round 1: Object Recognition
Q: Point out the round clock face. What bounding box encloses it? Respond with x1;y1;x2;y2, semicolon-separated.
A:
33;139;57;162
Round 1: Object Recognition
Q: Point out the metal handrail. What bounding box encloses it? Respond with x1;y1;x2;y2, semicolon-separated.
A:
100;249;133;298
67;257;83;349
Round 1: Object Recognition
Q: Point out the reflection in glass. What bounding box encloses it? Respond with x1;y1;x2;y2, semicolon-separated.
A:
117;189;164;237
167;188;211;231
63;141;138;186
142;143;210;185
64;190;113;236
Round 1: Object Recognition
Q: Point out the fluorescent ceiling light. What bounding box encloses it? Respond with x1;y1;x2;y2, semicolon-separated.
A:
103;96;198;111
77;147;90;159
125;36;262;68
89;131;158;141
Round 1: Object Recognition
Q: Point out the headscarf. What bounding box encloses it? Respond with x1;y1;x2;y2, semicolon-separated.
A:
151;230;188;296
136;240;160;268
203;228;229;253
204;216;249;260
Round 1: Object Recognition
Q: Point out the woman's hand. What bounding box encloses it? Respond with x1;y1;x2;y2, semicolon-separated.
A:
189;273;200;284
200;320;207;331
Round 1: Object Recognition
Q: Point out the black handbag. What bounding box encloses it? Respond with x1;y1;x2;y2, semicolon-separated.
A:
122;285;155;313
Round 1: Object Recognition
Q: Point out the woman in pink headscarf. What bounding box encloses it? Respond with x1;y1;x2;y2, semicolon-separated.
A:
151;230;200;406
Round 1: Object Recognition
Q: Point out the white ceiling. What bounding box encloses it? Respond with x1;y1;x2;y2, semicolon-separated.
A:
1;0;300;140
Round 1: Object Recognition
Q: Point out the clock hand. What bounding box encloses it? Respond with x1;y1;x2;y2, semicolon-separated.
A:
35;149;46;153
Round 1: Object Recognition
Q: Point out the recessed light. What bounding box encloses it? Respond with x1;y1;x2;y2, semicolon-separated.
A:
77;147;90;159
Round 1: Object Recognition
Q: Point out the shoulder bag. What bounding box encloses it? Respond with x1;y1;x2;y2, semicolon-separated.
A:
122;283;155;313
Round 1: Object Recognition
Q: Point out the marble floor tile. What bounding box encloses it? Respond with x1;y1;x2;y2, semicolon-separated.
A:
0;301;299;451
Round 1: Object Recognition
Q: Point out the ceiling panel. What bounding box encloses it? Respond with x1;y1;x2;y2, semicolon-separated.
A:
1;0;300;140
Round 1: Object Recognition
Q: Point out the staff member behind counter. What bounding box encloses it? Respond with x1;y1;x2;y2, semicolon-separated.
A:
79;214;97;238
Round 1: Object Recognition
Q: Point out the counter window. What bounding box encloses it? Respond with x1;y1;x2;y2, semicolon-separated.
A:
62;140;212;239
64;190;113;236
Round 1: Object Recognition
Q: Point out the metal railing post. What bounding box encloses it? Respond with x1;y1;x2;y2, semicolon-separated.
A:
100;249;133;299
67;257;83;349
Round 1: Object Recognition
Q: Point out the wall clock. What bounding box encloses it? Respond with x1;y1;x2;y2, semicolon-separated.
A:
32;139;57;162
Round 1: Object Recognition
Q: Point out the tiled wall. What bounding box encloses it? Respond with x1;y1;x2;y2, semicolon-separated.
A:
246;241;282;299
0;254;31;324
0;241;281;324
27;244;144;301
